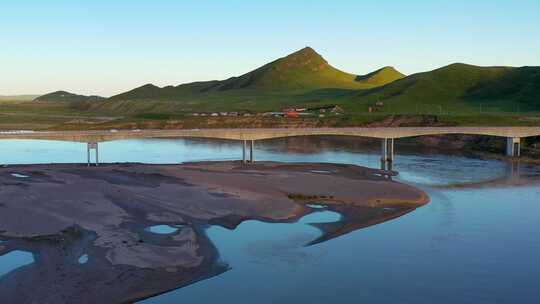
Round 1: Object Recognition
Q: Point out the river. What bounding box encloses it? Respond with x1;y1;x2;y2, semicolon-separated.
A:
1;136;539;303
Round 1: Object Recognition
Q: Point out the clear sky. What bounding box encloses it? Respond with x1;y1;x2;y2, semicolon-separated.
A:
1;0;539;96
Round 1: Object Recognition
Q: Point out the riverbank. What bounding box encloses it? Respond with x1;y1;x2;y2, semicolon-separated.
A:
0;161;428;303
2;111;539;159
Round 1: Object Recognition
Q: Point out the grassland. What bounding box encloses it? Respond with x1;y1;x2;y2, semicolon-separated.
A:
0;99;121;130
1;47;539;130
3;97;540;131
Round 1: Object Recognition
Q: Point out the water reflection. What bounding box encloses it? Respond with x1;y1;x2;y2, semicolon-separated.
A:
431;160;540;189
0;136;511;185
145;182;540;304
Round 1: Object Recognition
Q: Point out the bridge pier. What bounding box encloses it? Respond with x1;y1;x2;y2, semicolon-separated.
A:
242;140;247;164
506;137;521;157
250;140;255;163
381;138;394;171
242;140;255;164
87;142;99;166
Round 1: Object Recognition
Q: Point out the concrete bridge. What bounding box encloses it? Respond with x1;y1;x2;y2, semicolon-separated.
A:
1;127;539;166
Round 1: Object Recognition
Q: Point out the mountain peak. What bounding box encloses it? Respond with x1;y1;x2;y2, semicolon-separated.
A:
278;46;327;68
110;48;405;99
216;47;342;90
380;66;399;72
139;83;160;89
34;90;105;103
294;46;320;56
52;90;70;95
355;66;406;86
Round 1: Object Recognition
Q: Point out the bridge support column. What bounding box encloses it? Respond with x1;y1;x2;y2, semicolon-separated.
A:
381;138;394;171
249;140;255;163
242;140;247;164
506;137;521;157
241;140;255;164
87;142;99;166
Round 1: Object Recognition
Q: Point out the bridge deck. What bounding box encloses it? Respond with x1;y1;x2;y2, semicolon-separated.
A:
1;127;540;143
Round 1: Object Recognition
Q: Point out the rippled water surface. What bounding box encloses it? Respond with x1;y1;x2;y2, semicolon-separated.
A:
1;136;539;303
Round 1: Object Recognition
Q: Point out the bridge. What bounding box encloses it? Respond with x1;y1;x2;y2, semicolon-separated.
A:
1;127;539;166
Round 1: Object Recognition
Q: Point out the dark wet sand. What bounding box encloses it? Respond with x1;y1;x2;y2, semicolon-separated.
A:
0;161;429;303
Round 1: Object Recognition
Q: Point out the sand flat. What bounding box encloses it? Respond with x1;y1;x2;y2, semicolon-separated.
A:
0;161;429;303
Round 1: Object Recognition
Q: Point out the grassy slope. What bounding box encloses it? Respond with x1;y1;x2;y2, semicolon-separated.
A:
100;55;539;119
0;99;120;130
339;63;540;114
354;66;405;86
4;51;540;129
98;47;406;114
214;47;400;90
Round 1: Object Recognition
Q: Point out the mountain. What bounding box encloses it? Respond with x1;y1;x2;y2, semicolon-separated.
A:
351;63;540;111
214;47;404;90
34;91;105;103
108;47;405;102
354;66;405;86
102;49;540;116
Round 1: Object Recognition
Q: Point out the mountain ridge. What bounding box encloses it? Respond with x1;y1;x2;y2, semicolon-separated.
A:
32;50;540;115
108;47;406;102
34;91;105;103
348;63;540;112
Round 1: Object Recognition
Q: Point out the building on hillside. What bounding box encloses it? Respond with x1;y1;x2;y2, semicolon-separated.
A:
284;111;300;118
282;107;308;113
263;112;284;117
307;105;344;114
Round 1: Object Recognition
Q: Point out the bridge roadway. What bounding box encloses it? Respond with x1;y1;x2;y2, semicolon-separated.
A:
1;127;540;142
1;127;539;165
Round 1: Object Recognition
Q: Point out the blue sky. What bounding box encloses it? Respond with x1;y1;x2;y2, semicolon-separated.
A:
1;0;539;96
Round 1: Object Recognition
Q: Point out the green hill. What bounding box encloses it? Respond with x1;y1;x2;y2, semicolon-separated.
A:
98;51;539;118
3;55;540;129
107;47;405;101
354;66;405;87
101;47;405;113
465;66;540;105
346;63;540;113
34;91;105;103
214;47;404;90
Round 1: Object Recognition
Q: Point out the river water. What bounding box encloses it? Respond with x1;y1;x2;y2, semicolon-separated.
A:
1;136;539;303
